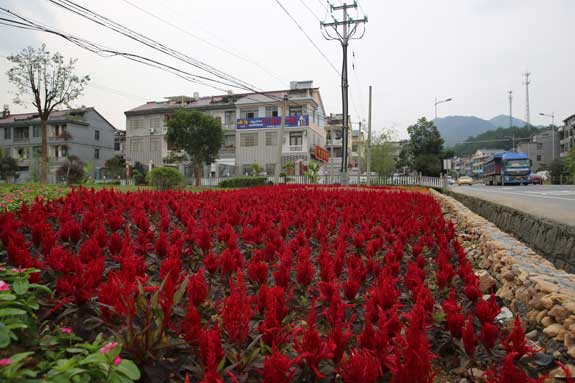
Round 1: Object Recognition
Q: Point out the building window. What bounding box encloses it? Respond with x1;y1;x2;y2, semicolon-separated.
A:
265;106;279;117
536;155;542;161
224;111;236;125
223;135;235;149
150;137;161;152
129;119;143;130
289;132;303;146
4;127;11;140
265;163;276;176
130;138;143;152
537;143;543;150
150;118;161;133
240;109;258;119
54;145;68;158
94;148;100;159
240;133;258;147
265;132;278;146
15;147;29;160
95;130;100;140
14;127;29;141
33;126;41;138
53;124;67;137
289;106;303;115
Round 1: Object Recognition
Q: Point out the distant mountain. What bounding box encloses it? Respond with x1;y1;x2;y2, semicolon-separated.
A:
489;115;527;128
435;115;528;146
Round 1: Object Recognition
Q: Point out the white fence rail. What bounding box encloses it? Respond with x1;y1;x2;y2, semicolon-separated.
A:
199;175;444;188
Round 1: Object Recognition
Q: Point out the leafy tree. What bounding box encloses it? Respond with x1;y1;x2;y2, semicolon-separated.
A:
304;162;320;184
132;162;147;185
549;159;567;185
564;147;575;179
251;163;264;176
370;131;396;176
148;166;185;190
165;110;223;186
400;117;444;175
105;155;126;179
0;151;19;182
6;44;90;183
56;156;85;185
413;154;442;177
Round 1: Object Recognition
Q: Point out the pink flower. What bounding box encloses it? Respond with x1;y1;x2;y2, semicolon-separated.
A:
113;356;122;366
99;341;119;354
0;281;9;291
0;358;12;366
60;327;73;334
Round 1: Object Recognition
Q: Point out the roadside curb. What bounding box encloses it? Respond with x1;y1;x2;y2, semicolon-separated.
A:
431;189;575;360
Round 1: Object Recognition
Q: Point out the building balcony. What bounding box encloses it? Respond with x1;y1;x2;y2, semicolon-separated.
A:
13;136;30;143
287;145;303;152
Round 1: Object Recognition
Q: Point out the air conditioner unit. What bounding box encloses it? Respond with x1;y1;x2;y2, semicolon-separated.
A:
150;127;155;134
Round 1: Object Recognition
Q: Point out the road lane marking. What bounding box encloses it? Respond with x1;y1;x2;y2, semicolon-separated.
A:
457;188;575;202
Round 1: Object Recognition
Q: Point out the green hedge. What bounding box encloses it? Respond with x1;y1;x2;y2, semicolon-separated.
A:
219;176;268;188
148;166;185;190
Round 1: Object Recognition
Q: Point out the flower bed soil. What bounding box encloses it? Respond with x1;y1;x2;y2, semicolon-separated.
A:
0;186;568;382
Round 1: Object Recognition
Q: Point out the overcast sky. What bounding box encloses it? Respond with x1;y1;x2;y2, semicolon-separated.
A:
1;0;574;139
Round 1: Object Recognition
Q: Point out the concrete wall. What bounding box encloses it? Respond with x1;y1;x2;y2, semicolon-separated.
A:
447;191;575;273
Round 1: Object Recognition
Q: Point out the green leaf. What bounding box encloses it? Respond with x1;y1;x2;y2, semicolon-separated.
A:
0;308;27;317
173;276;189;306
0;326;12;348
432;310;446;323
78;352;106;365
8;351;34;365
65;348;89;355
29;283;52;294
0;294;16;301
116;359;141;380
13;278;29;295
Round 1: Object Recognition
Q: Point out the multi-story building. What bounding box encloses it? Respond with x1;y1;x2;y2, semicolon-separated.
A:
559;114;575;158
452;156;473;177
324;113;352;174
351;129;366;172
517;128;560;170
114;130;126;158
471;149;502;177
0;105;117;182
124;81;329;178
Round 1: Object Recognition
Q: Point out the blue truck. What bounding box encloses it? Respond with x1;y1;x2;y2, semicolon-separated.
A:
483;152;531;186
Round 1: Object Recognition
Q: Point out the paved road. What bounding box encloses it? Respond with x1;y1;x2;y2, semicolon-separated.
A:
450;184;575;226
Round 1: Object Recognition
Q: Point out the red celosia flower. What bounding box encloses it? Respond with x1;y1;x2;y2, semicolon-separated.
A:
475;292;501;324
181;304;202;345
502;316;535;358
481;322;499;351
188;270;208;307
462;313;477;357
222;271;253;346
338;350;380;383
263;346;297;383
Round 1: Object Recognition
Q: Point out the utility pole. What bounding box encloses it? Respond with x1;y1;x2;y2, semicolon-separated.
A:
523;72;531;126
366;85;372;185
275;95;288;184
508;90;513;129
321;1;367;178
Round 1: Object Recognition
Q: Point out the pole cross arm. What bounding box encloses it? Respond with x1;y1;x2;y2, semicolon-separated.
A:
321;17;368;27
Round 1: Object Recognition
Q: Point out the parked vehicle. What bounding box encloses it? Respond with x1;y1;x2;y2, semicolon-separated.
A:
483;152;531;186
447;176;455;185
536;170;550;181
457;176;473;186
529;174;543;185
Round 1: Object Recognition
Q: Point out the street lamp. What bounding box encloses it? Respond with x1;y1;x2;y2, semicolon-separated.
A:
434;97;453;120
539;112;556;160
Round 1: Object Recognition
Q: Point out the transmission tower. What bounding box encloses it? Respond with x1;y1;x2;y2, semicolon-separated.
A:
321;1;367;174
508;90;513;128
523;72;531;126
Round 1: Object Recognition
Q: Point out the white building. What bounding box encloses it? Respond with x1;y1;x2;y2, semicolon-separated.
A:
124;81;329;178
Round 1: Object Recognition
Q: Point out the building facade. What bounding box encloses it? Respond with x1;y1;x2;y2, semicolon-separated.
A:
324;113;352;174
452;156;473;177
559;114;575;158
351;129;366;172
0;106;117;182
517;128;559;170
124;81;328;178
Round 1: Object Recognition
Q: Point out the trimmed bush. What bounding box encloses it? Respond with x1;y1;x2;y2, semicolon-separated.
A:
148;166;185;190
219;176;267;188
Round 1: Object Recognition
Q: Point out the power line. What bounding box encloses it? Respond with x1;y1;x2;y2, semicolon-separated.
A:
273;0;340;76
296;0;322;22
356;0;368;17
117;0;285;85
45;0;261;93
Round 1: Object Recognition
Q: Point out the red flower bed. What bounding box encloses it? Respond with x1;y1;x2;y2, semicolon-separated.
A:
0;186;548;382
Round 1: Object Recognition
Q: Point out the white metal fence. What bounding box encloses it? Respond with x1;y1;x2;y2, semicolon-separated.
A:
199;175;444;188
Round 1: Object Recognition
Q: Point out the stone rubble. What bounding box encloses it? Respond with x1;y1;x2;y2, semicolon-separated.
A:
431;190;575;363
